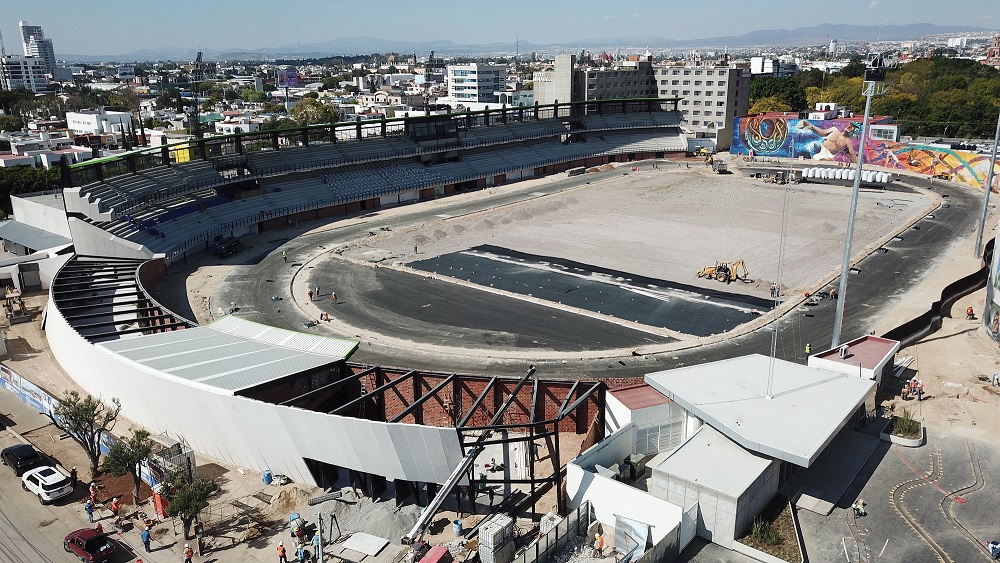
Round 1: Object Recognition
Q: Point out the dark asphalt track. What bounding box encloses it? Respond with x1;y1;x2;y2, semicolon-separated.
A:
202;172;978;379
411;245;771;336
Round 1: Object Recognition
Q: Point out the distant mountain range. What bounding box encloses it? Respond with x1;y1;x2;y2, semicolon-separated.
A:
59;23;993;62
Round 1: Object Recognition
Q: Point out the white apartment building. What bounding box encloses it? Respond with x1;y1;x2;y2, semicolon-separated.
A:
18;21;43;53
66;109;135;136
0;55;49;92
533;53;656;105
654;64;750;150
445;63;505;104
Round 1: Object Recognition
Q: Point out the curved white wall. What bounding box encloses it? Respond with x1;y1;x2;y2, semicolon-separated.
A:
45;294;464;486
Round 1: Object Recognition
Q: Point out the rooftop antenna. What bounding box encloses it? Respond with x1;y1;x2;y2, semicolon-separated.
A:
0;29;7;90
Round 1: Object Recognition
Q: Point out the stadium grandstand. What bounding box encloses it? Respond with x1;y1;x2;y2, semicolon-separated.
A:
59;99;684;264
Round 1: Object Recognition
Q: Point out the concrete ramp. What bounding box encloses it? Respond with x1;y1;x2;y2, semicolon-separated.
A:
782;429;880;515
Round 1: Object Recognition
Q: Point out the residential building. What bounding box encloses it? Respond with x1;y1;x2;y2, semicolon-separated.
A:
985;34;1000;70
0;55;49;92
66;108;134;136
445;62;505;104
655;60;750;150
18;21;43;54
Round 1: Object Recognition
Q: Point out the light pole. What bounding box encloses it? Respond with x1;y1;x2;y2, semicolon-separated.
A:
830;52;892;349
973;107;1000;259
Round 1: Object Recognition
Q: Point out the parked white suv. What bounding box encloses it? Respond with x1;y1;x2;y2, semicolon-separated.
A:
21;466;73;504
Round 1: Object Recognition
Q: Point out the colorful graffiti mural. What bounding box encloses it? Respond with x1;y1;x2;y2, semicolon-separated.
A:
732;116;1000;191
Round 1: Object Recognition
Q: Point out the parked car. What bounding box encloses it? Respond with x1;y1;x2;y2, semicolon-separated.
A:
21;466;73;504
64;528;116;563
0;444;44;476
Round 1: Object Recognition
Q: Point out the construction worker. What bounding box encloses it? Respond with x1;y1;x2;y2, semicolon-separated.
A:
184;543;194;563
967;305;976;320
804;343;811;355
852;499;867;517
282;250;288;262
70;466;77;488
593;533;606;557
988;540;1000;559
84;500;94;523
277;540;288;563
917;380;924;401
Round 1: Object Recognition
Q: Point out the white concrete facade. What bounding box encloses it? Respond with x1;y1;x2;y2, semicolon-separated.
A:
446;63;505;104
0;55;49;92
66;109;134;136
656;65;750;150
44;296;465;486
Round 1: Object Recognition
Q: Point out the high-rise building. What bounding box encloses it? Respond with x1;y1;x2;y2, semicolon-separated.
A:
0;55;49;92
18;21;56;76
445;63;505;104
18;21;44;53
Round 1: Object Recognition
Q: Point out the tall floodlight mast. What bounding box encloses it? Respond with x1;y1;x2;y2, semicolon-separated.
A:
830;52;894;348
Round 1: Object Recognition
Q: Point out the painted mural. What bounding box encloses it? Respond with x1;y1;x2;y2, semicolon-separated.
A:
731;116;1000;191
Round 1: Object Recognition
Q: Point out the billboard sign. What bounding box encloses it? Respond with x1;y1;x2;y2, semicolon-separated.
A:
277;69;299;88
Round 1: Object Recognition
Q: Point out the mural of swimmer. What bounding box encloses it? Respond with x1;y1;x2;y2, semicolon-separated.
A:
796;120;862;163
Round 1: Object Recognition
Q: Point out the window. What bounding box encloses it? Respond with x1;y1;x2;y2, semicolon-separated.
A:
695;70;702;75
717;121;725;127
693;100;701;105
671;90;679;95
692;120;700;124
683;70;691;75
693;110;700;115
681;100;689;105
660;80;668;85
672;70;680;75
716;111;724;116
682;109;689;114
694;91;701;96
717;91;725;96
694;80;702;86
717;101;725;107
682;90;690;95
671;80;678;85
683;80;690;85
706;80;714;86
718;80;726;86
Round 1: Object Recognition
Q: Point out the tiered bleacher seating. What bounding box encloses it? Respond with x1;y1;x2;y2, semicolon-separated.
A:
72;160;225;219
86;112;685;262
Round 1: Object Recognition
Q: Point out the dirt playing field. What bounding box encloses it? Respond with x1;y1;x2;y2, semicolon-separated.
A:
339;167;937;300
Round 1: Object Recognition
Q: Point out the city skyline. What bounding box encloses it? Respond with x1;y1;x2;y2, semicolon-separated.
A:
1;0;996;59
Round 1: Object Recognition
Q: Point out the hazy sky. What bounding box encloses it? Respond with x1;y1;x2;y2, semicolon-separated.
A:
2;0;997;55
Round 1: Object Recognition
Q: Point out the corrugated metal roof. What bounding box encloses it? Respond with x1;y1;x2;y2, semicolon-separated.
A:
207;315;359;359
0;220;71;251
98;325;345;394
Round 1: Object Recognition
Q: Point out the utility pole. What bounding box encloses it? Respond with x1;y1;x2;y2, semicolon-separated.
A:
831;52;893;348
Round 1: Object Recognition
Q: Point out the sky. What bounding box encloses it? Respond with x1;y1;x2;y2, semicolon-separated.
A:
1;0;997;56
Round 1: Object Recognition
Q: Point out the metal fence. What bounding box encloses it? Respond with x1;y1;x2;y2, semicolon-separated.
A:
513;501;591;563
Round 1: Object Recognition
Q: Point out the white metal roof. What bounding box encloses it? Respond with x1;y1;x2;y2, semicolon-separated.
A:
645;354;875;467
207;315;359;359
653;425;773;498
99;322;358;394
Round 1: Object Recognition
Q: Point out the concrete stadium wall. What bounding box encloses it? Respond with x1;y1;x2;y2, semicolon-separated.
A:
68;217;156;260
44;294;465;486
12;195;71;238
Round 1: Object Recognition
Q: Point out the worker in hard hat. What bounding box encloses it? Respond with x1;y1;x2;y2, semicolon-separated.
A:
852;499;867;518
593;533;606;557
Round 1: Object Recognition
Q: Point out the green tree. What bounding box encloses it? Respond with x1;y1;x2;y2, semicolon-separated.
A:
164;471;220;539
748;96;791;114
749;76;807;111
0;115;25;132
103;429;154;504
241;89;268;103
0;166;60;214
53;391;121;478
289;97;337;125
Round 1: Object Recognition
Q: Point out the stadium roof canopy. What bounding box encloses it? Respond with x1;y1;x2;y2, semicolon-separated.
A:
100;317;359;395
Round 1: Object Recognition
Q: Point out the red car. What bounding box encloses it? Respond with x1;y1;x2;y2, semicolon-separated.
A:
64;528;116;562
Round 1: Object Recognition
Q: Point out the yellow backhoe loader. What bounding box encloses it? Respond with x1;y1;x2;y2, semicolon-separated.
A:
696;259;752;284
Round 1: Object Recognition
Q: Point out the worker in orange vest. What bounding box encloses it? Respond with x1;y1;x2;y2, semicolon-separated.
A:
184;543;194;563
593;533;606;557
277;541;288;563
967;306;976;320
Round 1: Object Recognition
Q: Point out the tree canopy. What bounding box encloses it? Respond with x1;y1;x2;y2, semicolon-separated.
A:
104;429;154;505
747;57;1000;138
53;391;121;478
0;166;60;216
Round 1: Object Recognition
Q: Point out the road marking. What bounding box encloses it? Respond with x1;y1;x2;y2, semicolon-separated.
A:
531;192;547;196
435;214;453;219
